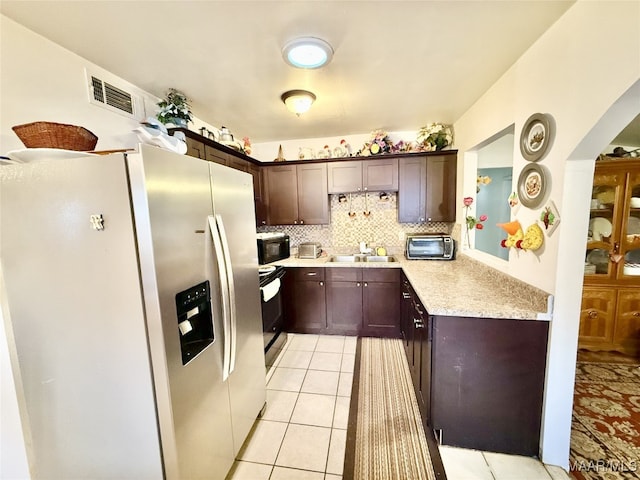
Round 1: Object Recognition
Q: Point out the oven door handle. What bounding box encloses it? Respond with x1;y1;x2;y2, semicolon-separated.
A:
260;277;282;302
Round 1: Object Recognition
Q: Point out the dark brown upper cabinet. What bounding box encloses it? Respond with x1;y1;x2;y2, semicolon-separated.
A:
398;153;457;223
264;163;329;225
327;158;398;193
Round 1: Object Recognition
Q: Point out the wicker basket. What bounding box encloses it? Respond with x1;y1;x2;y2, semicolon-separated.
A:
12;121;98;151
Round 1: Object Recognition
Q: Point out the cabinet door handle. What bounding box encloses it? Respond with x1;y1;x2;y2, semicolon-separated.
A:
414;319;424;329
294;220;298;224
299;220;304;224
357;187;361;191
305;272;317;276
364;187;368;191
633;312;640;317
588;310;598;318
357;282;361;287
427;218;432;222
319;281;324;286
402;292;411;299
261;221;266;225
363;282;368;287
420;217;425;222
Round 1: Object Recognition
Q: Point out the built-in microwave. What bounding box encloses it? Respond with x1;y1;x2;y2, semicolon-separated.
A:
405;234;455;260
257;233;290;265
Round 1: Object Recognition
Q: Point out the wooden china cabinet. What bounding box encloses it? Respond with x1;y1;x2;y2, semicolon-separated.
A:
579;158;640;355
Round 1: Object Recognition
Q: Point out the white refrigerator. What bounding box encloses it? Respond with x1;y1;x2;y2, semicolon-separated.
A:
0;144;266;479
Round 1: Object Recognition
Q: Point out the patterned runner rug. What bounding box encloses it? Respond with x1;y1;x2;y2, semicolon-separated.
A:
570;361;640;479
346;337;439;480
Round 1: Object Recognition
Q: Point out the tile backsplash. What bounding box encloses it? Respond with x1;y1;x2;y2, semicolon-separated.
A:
257;192;458;253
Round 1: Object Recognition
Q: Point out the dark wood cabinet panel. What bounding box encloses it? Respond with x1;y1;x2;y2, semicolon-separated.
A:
205;145;228;165
265;165;299;225
283;268;326;334
283;266;399;337
228;156;248;172
248;164;263;201
265;164;328;225
326;268;363;335
398;157;427;223
327;161;362;193
362;268;400;283
362;277;400;337
425;155;456;222
363;158;398;191
398;154;456;223
328;158;398;193
297;163;330;224
430;316;548;456
185;138;205;159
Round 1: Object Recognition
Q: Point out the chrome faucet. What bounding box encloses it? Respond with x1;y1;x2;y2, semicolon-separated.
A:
359;242;373;255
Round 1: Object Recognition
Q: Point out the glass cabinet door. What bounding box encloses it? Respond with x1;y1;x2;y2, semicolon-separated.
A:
621;171;640;280
585;170;624;280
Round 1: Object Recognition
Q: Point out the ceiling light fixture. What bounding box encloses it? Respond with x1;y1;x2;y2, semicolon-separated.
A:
282;37;333;69
281;90;316;116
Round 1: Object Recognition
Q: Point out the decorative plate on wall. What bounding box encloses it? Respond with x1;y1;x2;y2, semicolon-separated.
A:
517;163;549;209
520;113;553;162
539;200;560;236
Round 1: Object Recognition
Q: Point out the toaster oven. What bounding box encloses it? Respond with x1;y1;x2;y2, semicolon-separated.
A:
298;242;322;259
405;234;455;260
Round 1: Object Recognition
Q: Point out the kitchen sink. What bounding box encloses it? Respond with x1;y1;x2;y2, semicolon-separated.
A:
363;256;396;262
327;255;396;263
327;255;361;263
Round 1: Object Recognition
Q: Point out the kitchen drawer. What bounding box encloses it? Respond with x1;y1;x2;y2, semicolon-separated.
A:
363;268;400;283
291;267;325;281
326;267;362;282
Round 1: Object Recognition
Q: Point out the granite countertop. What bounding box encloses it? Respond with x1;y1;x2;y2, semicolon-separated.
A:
271;252;552;321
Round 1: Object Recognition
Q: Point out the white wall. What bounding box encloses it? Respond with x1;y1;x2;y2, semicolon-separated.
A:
452;0;640;468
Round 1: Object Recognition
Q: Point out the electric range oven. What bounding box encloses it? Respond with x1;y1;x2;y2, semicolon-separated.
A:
258;265;286;371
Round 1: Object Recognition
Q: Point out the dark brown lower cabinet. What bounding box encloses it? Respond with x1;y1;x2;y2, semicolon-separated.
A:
430;315;549;456
284;267;400;336
283;267;326;333
362;268;401;337
400;273;431;426
326;268;362;336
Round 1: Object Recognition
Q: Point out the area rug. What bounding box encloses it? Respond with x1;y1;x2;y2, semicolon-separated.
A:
570;362;640;479
344;337;440;480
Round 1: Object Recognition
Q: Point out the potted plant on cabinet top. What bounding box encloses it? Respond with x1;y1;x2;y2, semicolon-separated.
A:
156;88;193;128
417;123;453;151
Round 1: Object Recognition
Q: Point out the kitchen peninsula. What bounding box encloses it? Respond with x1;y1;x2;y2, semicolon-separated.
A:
274;252;552;458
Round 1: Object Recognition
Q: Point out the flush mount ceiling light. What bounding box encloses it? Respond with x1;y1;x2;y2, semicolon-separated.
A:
282;37;333;69
281;90;316;116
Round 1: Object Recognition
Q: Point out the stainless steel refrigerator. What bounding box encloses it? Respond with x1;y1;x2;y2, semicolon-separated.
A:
0;144;266;479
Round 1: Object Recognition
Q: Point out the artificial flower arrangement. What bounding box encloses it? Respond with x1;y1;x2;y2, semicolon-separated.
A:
359;129;394;156
156;88;193;126
477;175;492;192
417;123;453;151
463;197;487;248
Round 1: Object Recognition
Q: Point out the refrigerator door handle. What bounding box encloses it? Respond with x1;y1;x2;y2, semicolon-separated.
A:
208;215;232;381
215;214;237;375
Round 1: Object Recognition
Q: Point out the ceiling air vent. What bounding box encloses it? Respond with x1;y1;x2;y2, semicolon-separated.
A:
87;71;139;118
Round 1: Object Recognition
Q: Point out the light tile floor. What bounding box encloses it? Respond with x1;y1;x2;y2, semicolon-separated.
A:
228;333;355;480
229;334;574;480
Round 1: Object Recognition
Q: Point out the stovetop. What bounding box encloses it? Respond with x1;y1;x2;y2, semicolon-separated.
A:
259;265;285;287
